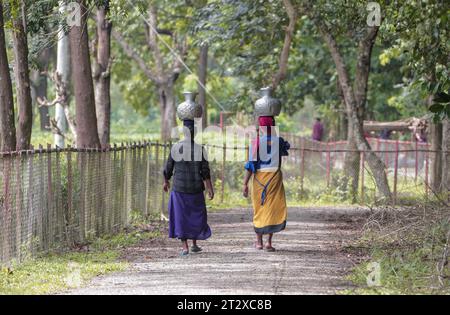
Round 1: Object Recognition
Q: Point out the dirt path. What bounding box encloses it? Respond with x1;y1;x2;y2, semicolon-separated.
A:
64;206;367;295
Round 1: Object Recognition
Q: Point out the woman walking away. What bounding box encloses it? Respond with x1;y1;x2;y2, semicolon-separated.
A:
163;92;214;256
243;116;290;252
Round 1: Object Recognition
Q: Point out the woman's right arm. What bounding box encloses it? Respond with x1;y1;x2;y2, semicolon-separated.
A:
201;147;214;199
242;170;252;197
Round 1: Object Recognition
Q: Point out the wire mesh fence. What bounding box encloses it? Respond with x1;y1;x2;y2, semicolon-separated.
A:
0;137;445;266
205;134;439;208
0;142;168;266
278;135;435;206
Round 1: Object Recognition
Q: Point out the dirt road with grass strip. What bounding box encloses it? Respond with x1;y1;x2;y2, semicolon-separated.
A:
63;206;367;295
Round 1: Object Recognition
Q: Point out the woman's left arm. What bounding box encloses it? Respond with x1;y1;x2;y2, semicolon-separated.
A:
163;150;174;192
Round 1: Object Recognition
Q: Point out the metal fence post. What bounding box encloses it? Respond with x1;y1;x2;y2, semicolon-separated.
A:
404;142;408;182
300;138;305;195
415;140;418;182
360;151;365;205
393;140;399;205
221;142;226;203
425;145;429;197
326;141;331;188
384;140;389;167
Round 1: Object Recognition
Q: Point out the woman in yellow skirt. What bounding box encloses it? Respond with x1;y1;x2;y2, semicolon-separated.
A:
243;116;290;251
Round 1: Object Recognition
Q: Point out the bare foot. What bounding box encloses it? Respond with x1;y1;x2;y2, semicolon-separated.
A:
254;242;263;250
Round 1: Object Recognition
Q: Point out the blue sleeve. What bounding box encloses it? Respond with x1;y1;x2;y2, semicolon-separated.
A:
245;161;256;173
245;142;257;173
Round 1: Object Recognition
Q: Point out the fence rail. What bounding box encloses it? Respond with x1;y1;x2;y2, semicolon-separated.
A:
0;137;445;265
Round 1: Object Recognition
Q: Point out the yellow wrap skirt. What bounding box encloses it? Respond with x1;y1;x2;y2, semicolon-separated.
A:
250;170;287;234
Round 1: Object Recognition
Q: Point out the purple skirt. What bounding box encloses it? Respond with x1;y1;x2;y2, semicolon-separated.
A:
168;191;212;240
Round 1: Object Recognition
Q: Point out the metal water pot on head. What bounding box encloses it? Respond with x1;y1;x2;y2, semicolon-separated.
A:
254;87;282;118
177;91;203;121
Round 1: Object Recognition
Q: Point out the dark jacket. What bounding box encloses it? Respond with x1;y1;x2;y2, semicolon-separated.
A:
163;140;211;194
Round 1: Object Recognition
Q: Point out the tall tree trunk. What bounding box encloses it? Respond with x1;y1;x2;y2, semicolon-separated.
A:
0;2;16;151
426;94;444;193
343;123;360;201
339;109;348;140
31;47;51;131
337;64;359;200
442;118;450;201
198;42;208;129
113;3;186;141
11;1;33;150
54;1;71;148
337;80;348;140
272;0;297;90
430;120;443;193
353;110;392;199
69;0;100;148
112;3;188;141
320;24;392;200
94;3;112;148
158;84;176;141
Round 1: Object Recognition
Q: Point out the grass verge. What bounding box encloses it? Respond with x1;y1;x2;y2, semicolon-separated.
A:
342;202;450;295
0;218;163;295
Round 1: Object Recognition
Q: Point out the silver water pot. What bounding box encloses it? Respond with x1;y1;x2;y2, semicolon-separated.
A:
254;87;281;117
176;91;203;121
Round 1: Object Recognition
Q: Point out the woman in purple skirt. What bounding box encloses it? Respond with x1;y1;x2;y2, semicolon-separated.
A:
163;119;214;256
